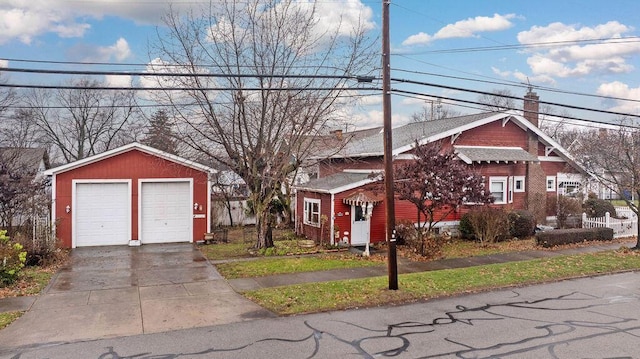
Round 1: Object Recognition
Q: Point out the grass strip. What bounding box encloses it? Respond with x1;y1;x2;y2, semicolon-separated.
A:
217;255;383;279
244;250;640;315
0;312;22;330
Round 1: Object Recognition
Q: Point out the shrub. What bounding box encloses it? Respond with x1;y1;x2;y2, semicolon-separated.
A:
13;232;63;267
583;198;616;218
464;207;509;244
507;210;536;238
405;231;446;259
555;195;583;229
535;227;613;248
458;213;475;240
0;231;27;286
395;219;416;245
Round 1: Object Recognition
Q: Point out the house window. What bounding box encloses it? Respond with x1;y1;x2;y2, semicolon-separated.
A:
490;177;508;204
303;198;321;227
546;176;556;192
513;176;525;193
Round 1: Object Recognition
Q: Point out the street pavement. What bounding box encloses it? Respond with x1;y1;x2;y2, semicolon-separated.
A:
2;271;639;358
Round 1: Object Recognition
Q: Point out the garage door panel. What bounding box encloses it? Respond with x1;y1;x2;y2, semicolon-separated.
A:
75;182;130;247
141;181;191;244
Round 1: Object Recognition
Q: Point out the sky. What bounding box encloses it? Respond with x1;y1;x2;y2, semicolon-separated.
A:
1;0;639;130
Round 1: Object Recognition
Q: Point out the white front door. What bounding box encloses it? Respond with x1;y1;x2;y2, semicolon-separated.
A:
140;181;192;244
351;204;370;245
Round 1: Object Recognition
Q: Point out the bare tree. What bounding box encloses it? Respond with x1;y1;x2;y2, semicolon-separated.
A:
0;74;16;122
25;78;139;163
151;0;377;248
574;120;640;249
477;88;517;112
410;100;460;122
0;109;48;148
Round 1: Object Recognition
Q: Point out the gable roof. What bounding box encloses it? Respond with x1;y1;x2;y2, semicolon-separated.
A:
0;147;49;173
313;110;586;174
44;142;215;176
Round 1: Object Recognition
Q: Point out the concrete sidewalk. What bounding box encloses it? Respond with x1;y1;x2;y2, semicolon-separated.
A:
227;239;636;291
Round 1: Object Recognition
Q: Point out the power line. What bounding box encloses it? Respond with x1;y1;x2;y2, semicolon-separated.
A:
393;91;630;130
0;83;380;92
391;77;640;119
0;67;367;80
391;88;640;128
393;68;640;104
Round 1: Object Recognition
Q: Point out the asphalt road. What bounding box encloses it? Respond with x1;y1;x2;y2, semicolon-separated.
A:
3;271;639;359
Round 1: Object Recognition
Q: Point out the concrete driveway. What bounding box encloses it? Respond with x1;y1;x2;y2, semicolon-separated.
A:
0;243;274;350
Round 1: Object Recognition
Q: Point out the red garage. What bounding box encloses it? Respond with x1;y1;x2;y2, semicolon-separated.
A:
45;143;214;248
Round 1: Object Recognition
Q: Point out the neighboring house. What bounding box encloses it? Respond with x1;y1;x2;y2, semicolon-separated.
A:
0;147;50;229
294;91;588;246
44;142;215;248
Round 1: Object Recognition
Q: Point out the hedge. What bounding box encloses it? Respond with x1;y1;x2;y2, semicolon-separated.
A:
535;227;614;248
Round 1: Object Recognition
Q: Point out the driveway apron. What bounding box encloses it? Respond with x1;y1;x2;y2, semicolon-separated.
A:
0;243;274;350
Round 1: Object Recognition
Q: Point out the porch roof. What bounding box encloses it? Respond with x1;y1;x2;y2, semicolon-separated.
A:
294;171;380;194
455;145;538;164
342;190;383;206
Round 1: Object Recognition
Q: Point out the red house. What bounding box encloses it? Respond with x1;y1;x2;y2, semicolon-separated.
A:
45;143;214;248
295;91;586;246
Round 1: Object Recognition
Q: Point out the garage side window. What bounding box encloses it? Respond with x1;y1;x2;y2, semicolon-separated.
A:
303;198;321;227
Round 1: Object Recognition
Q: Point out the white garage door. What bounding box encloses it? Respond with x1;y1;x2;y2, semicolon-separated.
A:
140;181;192;244
75;182;130;247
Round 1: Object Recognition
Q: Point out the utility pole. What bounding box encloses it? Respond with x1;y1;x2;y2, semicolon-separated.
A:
382;0;398;290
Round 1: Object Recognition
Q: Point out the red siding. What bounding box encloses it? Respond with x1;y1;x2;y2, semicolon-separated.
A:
54;149;210;248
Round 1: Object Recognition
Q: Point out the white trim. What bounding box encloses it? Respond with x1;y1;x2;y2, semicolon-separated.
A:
330;193;335;245
513;176;525;193
303;198;321;227
138;178;194;244
207;176;212;234
72;179;132;249
44;142;215;176
538;156;566;162
489;176;508;204
508;176;514;204
50;173;57;242
546;176;557;192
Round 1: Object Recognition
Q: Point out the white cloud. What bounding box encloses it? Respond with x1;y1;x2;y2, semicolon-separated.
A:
491;66;556;85
517;21;640;79
104;74;132;88
402;13;517;46
68;37;132;63
402;32;432;46
597;81;640;114
0;5;91;44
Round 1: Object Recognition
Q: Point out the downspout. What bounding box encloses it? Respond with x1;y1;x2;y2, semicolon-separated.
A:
330;193;335;245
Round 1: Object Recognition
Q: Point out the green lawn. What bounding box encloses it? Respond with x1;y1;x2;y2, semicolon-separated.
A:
243;250;640;315
217;254;383;279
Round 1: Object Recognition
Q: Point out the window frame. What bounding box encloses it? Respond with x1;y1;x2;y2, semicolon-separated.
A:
303;198;321;227
489;176;508;204
513;176;525;193
546;176;557;192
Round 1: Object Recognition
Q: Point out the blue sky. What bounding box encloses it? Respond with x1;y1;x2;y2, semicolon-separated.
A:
1;0;639;129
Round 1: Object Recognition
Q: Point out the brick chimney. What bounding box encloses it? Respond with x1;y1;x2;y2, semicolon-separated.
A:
330;129;343;141
523;89;539;127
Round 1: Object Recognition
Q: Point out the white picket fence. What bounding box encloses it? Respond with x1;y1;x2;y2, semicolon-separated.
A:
582;207;637;238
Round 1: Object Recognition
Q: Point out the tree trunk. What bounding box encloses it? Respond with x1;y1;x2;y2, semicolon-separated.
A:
224;199;234;227
255;209;274;249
